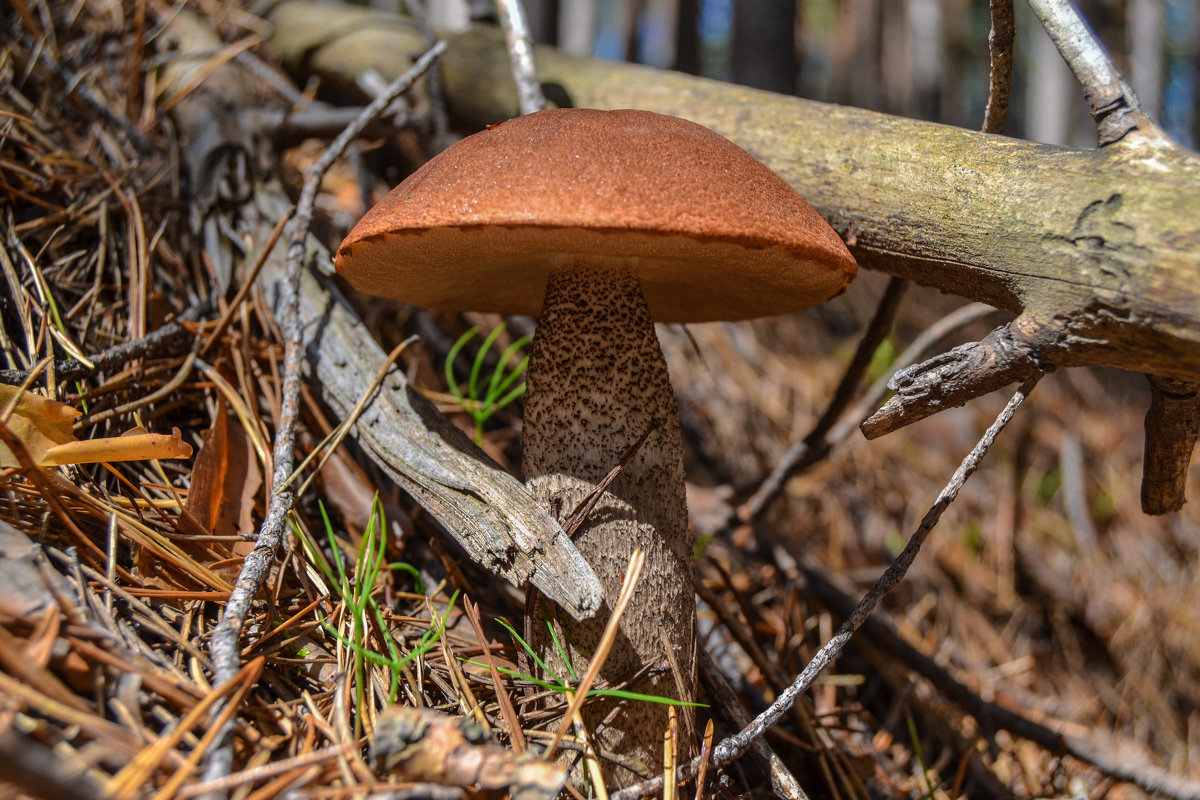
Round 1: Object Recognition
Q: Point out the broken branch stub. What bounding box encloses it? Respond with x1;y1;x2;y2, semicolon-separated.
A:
1142;376;1200;514
860;315;1049;440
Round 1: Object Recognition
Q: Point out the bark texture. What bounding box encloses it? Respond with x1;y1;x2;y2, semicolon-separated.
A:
523;264;696;786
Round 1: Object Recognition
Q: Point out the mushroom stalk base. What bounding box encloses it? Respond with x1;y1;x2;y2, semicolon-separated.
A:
523;262;696;785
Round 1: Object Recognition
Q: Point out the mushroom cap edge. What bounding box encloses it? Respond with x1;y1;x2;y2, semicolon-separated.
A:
335;108;857;324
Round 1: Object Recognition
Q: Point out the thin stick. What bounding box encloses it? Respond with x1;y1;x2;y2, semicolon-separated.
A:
1024;0;1147;145
612;377;1040;800
0;301;210;387
495;0;545;116
78;351;196;427
717;377;1037;761
199;40;447;795
562;421;659;537
176;744;354;800
982;0;1014;134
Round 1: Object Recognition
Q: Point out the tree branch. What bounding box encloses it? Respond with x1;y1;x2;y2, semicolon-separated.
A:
1024;0;1149;146
1142;375;1200;513
860;312;1051;439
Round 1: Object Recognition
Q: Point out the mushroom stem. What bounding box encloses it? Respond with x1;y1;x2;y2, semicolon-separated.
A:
522;261;696;784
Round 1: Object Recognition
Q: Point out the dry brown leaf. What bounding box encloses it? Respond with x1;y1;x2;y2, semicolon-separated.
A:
0;385;79;466
185;401;261;548
0;386;193;467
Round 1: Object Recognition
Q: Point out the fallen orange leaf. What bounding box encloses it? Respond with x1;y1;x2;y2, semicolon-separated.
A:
0;386;193;467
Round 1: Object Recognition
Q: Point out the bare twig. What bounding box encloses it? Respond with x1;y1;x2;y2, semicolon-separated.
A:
0;301;210;387
719;379;1036;758
983;0;1014;134
860;311;1045;439
199;40;447;795
177;744;354;799
863;294;1199;506
613;378;1039;800
1023;0;1149;145
562;421;660;537
697;651;806;800
495;0;545;116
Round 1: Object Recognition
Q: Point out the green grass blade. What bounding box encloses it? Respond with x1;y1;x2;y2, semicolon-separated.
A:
444;326;478;405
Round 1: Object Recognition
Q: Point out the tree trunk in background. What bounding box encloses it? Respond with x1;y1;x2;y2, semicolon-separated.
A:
832;0;882;111
908;0;944;120
1025;8;1081;145
673;0;700;73
558;0;595;55
641;0;679;69
525;0;560;47
939;0;967;125
880;0;914;115
733;0;797;93
1128;0;1164;123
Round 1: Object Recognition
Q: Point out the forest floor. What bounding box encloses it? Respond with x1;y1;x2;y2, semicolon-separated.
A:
1;3;1198;800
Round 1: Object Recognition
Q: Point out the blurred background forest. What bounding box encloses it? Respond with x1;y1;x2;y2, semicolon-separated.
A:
409;0;1197;148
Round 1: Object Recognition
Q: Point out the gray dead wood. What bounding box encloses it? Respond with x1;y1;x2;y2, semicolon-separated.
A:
264;1;1198;512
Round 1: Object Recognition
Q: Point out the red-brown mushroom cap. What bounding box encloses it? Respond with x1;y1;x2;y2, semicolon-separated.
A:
335;108;856;323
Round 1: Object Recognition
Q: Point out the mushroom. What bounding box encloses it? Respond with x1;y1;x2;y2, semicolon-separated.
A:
335;108;857;785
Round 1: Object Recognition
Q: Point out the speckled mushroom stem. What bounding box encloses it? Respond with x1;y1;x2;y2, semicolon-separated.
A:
522;261;697;784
